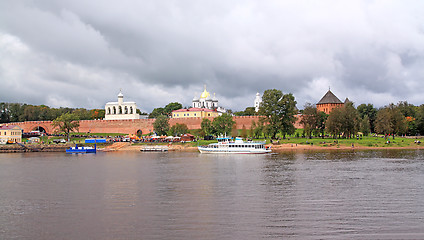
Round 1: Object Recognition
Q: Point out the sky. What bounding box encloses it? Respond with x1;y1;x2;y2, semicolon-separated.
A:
1;0;424;112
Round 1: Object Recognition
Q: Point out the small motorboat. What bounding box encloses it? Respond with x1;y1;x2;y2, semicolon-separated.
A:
66;144;96;154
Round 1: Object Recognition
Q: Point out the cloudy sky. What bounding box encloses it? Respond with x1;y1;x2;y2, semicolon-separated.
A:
1;0;424;112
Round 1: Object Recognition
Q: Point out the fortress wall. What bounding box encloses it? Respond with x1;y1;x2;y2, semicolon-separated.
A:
11;115;302;135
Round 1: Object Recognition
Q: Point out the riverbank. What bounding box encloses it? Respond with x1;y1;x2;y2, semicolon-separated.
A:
2;142;423;153
0;144;70;153
117;143;424;152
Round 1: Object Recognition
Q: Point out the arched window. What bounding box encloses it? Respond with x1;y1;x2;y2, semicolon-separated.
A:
108;107;111;115
125;106;128;114
119;106;122;114
130;106;133;114
113;106;116;114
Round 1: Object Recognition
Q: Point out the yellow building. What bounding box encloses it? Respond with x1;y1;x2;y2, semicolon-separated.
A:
172;108;219;118
0;125;23;144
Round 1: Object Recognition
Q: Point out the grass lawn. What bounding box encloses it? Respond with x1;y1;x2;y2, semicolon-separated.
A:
276;135;417;148
29;129;420;149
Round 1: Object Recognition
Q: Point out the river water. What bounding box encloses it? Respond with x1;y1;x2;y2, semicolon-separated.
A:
0;150;424;239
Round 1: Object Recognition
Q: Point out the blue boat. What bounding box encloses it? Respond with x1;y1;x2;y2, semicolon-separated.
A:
66;144;96;154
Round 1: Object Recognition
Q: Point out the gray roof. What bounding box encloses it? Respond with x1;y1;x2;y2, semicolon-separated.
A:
317;90;343;105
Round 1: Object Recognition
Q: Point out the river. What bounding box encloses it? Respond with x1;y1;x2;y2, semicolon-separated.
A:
1;150;424;239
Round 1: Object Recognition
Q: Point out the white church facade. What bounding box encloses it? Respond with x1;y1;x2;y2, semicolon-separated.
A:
192;86;227;114
104;90;141;120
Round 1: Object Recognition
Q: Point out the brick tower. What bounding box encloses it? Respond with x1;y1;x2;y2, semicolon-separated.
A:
316;90;344;114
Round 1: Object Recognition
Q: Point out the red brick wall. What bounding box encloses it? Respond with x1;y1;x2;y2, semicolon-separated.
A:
317;103;344;114
12;115;303;135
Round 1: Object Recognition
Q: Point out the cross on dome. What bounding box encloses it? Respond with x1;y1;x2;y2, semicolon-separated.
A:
118;89;124;98
200;85;210;99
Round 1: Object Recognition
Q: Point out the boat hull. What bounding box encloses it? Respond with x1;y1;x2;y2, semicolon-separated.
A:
198;147;271;154
66;144;96;154
66;148;96;154
198;137;271;154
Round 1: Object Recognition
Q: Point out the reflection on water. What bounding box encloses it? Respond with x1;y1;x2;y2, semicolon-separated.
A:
0;150;424;239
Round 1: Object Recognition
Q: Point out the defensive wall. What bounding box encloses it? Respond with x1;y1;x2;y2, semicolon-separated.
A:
12;115;302;135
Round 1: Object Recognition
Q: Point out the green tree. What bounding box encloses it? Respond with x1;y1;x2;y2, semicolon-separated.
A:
397;101;416;118
300;103;318;139
326;107;343;138
212;113;235;136
153;115;170;135
10;103;26;122
250;120;264;139
164;102;183;116
342;102;360;138
416;104;424;135
360;115;371;136
325;102;359;138
375;104;407;139
244;107;256;116
201;118;214;136
0;103;9;123
357;103;377;133
259;89;297;139
169;123;189;136
52;113;80;141
234;107;256;116
316;111;328;138
396;101;417;136
149;107;166;119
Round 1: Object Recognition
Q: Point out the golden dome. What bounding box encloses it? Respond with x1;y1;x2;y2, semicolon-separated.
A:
200;86;210;99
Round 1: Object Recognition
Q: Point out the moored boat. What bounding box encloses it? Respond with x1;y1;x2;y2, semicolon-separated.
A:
66;144;96;154
198;137;271;154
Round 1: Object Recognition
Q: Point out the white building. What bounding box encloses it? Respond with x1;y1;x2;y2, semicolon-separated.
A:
254;92;262;112
192;85;227;114
104;90;141;120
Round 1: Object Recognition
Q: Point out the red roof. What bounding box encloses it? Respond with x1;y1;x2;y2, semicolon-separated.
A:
182;133;194;137
0;125;22;130
172;108;215;113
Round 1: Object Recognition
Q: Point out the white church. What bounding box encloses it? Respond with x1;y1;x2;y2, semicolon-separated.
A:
104;90;141;120
192;86;227;114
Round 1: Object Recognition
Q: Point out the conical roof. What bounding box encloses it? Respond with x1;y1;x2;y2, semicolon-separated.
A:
317;90;343;105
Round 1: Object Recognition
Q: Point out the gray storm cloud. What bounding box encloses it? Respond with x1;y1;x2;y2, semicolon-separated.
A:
1;0;424;112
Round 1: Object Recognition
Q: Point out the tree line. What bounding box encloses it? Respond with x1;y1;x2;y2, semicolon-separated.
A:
3;92;424;140
153;113;236;137
301;101;424;139
0;102;105;123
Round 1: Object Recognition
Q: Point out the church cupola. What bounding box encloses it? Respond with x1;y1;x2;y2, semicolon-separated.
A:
118;89;124;105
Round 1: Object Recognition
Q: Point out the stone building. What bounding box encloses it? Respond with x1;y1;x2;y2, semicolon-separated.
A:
316;90;344;114
104;90;141;120
172;108;219;119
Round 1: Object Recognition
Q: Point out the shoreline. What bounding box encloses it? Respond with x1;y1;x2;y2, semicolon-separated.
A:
1;143;423;153
117;143;424;152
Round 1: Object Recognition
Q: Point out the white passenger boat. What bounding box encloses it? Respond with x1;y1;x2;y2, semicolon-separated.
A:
198;137;271;154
